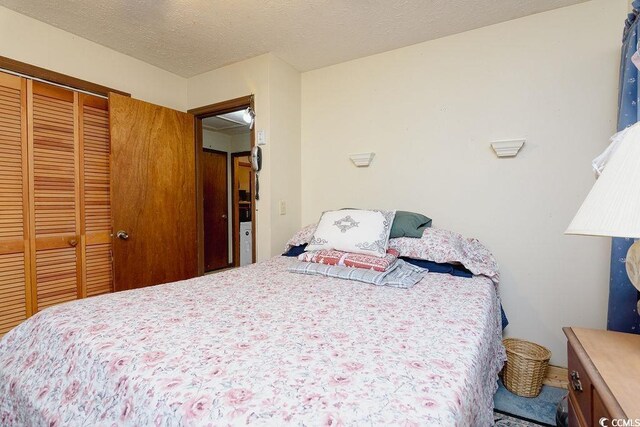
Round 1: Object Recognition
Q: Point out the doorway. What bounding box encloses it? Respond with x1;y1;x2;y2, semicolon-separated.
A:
189;96;257;275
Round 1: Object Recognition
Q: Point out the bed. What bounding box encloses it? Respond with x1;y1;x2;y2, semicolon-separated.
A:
0;251;504;426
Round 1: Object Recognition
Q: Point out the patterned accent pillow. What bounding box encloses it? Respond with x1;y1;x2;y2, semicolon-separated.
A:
388;227;500;285
306;209;396;257
298;249;400;272
283;223;317;253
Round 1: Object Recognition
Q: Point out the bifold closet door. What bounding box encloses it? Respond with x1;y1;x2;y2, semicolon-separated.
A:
79;95;112;297
28;81;81;311
0;72;31;335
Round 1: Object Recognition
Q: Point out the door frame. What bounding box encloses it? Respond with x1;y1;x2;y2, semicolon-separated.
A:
189;95;256;275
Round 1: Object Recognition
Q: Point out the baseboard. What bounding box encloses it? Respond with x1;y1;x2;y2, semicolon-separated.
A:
543;365;568;389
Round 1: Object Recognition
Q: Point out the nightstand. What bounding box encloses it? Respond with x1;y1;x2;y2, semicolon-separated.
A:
563;327;640;426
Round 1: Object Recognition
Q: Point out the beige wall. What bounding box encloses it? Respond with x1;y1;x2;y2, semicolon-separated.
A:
266;55;302;256
187;53;301;261
300;0;626;365
0;5;187;110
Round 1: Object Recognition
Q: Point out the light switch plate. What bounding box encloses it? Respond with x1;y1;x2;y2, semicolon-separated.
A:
257;130;266;146
279;200;286;215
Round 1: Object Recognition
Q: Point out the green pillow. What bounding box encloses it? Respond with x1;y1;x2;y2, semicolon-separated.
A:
390;211;432;238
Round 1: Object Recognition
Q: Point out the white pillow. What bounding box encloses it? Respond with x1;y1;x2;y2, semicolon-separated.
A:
306;209;396;257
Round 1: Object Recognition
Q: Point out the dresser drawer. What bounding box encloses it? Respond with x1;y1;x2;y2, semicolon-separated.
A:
568;341;592;423
593;390;612;425
568;390;588;427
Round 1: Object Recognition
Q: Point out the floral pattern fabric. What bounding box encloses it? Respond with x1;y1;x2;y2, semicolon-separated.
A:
288;259;425;289
0;256;505;427
286;226;500;286
388;228;500;285
284;223;317;251
298;248;400;272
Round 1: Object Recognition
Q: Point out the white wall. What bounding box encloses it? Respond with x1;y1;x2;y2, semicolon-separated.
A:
187;53;301;261
230;133;252;152
203;129;231;152
0;5;187;110
301;0;626;366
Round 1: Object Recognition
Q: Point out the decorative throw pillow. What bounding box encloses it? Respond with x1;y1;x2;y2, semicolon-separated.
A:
299;248;399;272
283;224;317;253
306;209;396;257
388;227;500;285
389;211;432;238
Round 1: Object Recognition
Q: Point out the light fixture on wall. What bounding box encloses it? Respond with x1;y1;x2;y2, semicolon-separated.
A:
349;152;375;167
566;122;640;313
243;106;255;130
491;139;525;157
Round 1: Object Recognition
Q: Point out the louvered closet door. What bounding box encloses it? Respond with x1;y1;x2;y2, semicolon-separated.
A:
28;81;81;311
0;72;30;335
79;94;112;297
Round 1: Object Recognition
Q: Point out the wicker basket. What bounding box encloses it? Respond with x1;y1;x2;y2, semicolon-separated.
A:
502;338;551;398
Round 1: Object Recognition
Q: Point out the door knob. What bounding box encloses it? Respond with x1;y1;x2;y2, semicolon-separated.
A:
116;230;129;240
68;238;78;247
222;214;228;219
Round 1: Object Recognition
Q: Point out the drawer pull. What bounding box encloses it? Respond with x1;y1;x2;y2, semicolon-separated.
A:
570;370;583;392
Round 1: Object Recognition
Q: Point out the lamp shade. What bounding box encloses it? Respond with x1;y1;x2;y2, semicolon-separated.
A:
566;123;640;238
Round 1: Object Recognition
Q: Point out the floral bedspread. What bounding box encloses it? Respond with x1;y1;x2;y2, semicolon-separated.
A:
0;257;505;426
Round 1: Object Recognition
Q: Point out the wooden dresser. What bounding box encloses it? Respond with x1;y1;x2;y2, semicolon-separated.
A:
564;327;640;426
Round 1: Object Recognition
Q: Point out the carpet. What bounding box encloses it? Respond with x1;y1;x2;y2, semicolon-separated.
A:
493;379;566;426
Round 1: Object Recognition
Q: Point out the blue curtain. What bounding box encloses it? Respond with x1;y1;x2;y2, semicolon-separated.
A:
609;3;640;333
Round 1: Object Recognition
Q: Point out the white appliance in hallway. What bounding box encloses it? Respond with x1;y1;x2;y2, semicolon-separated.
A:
240;222;252;267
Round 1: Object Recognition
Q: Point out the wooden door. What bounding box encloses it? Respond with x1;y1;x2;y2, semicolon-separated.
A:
0;72;31;335
79;94;112;297
202;149;228;271
109;93;196;291
28;81;81;311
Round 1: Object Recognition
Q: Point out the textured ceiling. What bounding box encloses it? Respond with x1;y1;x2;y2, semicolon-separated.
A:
203;111;251;135
0;0;588;77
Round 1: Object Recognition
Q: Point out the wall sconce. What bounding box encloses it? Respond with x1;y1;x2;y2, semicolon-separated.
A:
349;152;375;167
491;139;525;157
